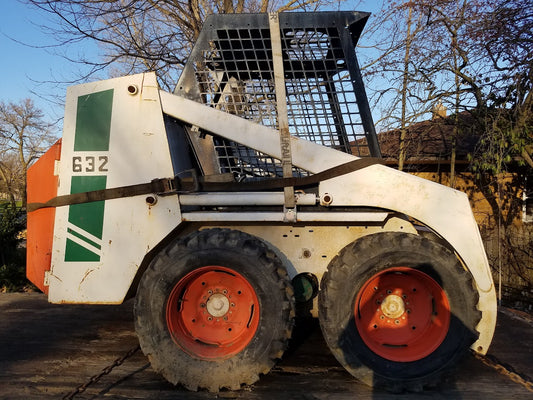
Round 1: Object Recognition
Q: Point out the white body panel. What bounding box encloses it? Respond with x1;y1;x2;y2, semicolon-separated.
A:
46;73;495;354
48;74;180;303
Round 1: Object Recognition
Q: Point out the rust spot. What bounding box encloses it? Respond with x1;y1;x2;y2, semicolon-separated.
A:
79;269;95;289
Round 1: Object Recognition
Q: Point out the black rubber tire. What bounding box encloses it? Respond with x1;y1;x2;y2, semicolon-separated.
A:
318;232;481;392
134;228;294;392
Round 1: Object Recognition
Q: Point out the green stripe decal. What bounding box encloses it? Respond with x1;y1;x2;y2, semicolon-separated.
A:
65;176;107;262
65;88;113;262
66;89;113;262
67;228;102;250
74;89;114;151
65;239;101;263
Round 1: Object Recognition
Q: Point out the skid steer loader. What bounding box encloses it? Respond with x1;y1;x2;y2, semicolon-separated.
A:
26;11;497;392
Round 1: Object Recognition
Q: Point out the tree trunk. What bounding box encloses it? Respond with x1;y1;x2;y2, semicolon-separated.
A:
398;4;413;172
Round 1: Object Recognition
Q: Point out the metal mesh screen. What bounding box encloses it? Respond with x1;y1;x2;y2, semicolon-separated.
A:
176;12;379;179
198;27;284;178
282;27;365;153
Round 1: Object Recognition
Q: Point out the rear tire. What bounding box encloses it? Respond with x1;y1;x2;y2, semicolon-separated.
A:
134;228;294;392
318;232;480;392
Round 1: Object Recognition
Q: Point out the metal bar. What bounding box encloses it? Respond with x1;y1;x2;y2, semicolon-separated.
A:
178;192;316;206
338;26;382;158
269;12;295;209
182;211;389;222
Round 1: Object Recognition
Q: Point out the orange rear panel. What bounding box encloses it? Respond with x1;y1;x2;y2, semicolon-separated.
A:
26;140;61;293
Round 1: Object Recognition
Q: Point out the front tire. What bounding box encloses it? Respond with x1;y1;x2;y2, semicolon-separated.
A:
318;232;481;392
134;228;294;392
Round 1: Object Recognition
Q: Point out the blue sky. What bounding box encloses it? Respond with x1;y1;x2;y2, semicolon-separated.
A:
1;2;49;103
0;0;380;128
1;1;99;123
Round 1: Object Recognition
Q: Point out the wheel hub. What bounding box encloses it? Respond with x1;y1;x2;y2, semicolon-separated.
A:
354;267;451;362
166;266;260;360
380;294;405;319
206;293;230;317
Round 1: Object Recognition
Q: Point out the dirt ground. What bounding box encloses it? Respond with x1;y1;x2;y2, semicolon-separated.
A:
0;292;531;399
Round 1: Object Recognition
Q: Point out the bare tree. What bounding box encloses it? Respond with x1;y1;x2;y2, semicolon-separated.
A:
397;2;414;172
422;0;479;187
364;0;532;174
0;99;57;208
0;154;24;207
473;0;533;171
362;1;445;169
27;0;345;91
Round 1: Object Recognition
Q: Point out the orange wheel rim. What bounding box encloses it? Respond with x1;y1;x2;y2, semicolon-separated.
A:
166;266;260;360
354;267;450;362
